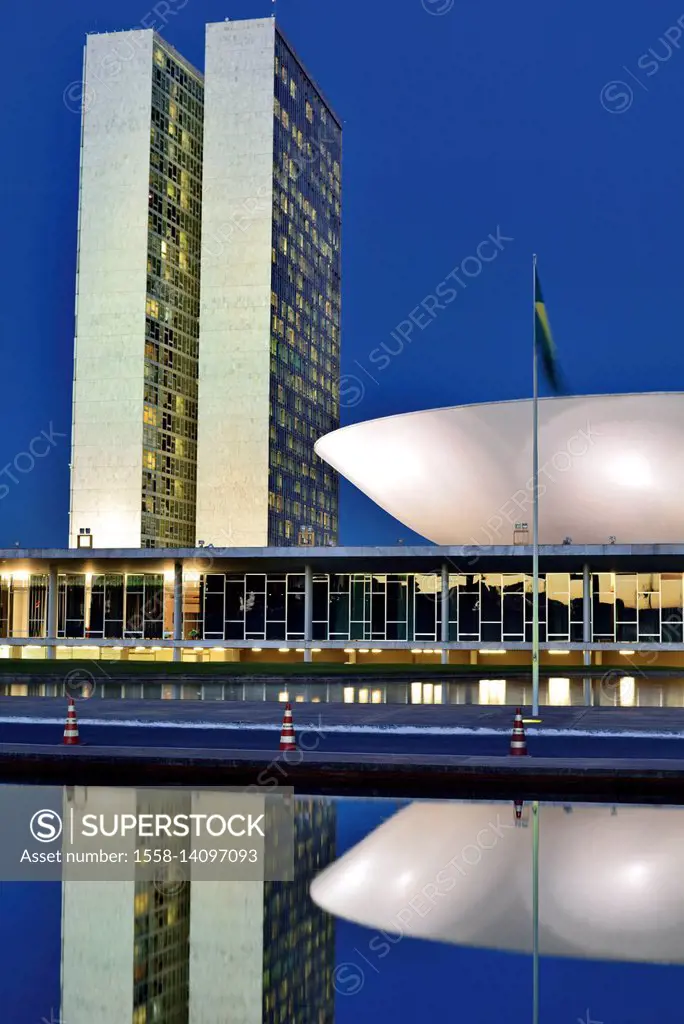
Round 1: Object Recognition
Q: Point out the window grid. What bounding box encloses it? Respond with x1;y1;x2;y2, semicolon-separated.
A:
5;572;684;645
142;42;204;549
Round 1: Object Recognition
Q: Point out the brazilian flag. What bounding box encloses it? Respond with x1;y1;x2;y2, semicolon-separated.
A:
535;268;562;393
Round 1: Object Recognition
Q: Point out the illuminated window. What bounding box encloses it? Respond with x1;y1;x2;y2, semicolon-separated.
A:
343;687;354;703
306;100;313;122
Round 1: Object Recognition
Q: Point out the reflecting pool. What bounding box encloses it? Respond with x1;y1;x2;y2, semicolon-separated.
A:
2;792;683;1023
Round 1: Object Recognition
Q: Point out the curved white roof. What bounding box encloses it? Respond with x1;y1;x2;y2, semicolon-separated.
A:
315;393;684;545
310;801;684;962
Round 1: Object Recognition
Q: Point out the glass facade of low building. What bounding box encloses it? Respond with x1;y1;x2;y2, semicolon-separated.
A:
144;39;204;548
3;570;684;646
269;32;341;547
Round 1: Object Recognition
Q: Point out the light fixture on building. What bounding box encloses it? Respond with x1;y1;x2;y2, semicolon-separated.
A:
609;536;617;545
359;648;370;654
295;648;305;653
252;647;262;652
480;649;507;655
343;648;354;654
311;648;322;653
549;650;570;655
371;648;382;654
619;650;636;656
278;648;289;653
410;648;422;655
562;537;573;545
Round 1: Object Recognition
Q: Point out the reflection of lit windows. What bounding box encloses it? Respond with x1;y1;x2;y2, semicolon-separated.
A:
620;676;636;706
479;679;506;705
548;677;571;706
134;891;149;916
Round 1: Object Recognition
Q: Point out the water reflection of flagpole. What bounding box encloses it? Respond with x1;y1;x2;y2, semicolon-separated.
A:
532;800;540;1024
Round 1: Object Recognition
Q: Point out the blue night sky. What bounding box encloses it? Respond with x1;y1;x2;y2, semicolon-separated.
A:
4;0;684;547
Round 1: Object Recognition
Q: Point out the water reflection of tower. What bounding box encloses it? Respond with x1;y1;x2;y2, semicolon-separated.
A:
61;794;336;1024
262;798;337;1023
61;788;192;1024
190;796;337;1024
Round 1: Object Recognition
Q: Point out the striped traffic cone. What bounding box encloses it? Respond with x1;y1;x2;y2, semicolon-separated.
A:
510;707;528;756
279;702;296;752
63;698;80;745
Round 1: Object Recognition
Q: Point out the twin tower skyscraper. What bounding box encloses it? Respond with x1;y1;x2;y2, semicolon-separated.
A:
69;18;341;549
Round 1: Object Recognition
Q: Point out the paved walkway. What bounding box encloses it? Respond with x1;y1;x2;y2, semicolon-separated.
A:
1;698;683;801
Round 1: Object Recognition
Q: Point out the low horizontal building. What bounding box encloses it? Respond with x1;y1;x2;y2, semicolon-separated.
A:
1;546;684;674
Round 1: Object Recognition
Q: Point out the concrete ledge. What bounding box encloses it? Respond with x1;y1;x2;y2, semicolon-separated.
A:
1;744;684;803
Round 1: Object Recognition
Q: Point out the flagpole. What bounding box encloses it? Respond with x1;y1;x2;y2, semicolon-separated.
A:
532;253;540;718
532;800;540;1024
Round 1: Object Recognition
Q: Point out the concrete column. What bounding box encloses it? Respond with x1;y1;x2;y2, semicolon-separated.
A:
583;563;592;706
46;564;58;660
10;580;29;640
173;560;183;665
304;564;313;663
440;564;449;665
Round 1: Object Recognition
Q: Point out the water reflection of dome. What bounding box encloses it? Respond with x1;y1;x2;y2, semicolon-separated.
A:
314;392;684;545
309;802;684;963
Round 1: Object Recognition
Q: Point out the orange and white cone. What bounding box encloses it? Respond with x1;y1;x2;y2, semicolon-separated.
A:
63;698;80;745
279;702;296;752
510;707;528;756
